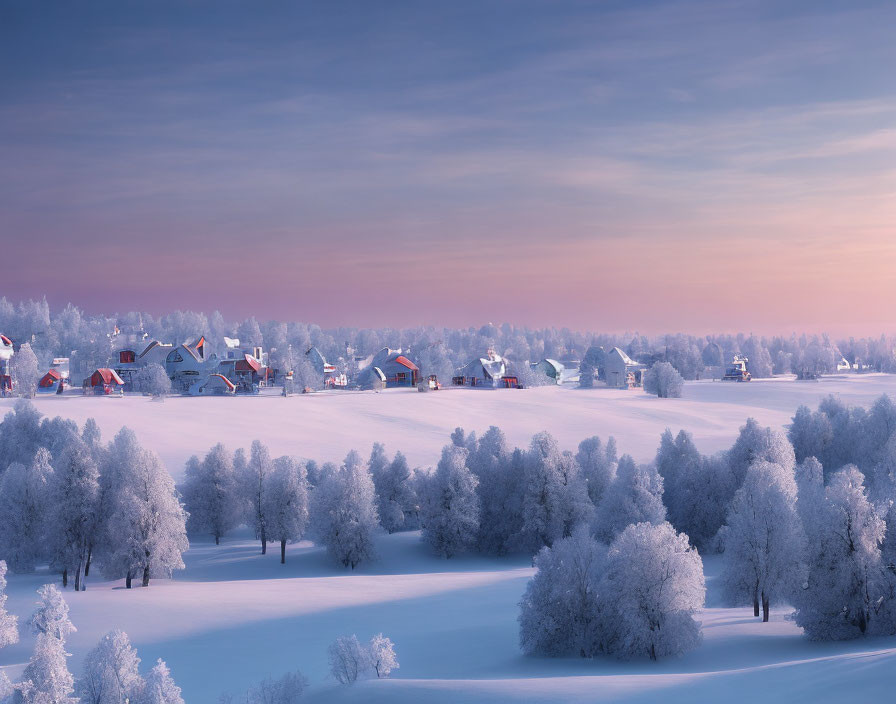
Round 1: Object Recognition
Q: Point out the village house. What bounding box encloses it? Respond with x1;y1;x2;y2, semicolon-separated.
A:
114;340;174;390
37;369;64;394
454;349;520;388
216;338;270;393
357;347;420;388
165;337;210;392
84;368;125;394
0;334;13;395
604;347;645;388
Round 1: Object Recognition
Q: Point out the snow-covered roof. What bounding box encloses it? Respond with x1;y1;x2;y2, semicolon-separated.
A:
609;347;636;365
224;337;240;349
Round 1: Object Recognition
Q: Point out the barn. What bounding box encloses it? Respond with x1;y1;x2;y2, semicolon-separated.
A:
86;368;125;394
604;347;645;388
533;358;564;384
37;369;64;394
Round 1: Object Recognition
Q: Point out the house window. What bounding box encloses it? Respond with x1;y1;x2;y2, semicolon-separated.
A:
120;350;135;364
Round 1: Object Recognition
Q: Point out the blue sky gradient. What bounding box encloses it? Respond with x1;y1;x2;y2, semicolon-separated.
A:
2;1;894;333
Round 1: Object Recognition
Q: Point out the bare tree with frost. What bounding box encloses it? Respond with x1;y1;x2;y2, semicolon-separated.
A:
102;440;188;588
328;635;369;684
264;456;309;564
48;438;100;591
246;670;308;704
371;448;417;533
721;461;806;621
245;440;274;555
367;634;398;678
643;361;683;398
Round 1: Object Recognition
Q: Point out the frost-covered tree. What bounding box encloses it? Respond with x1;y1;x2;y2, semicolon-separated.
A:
101;433;188;587
578;346;604;388
0;399;43;472
311;451;379;569
367;633;400;678
10;342;39;398
0;448;53;572
602;522;704;660
788;405;833;468
29;584;76;643
264;456;309;564
181;444;240;545
245;440;274;555
518;432;591;554
0;562;18;650
328;635;369;685
0;671;13;701
367;634;398;678
576;436;617;506
593;455;665;543
20;632;76;704
48;439;100;591
721;461;805;621
370;448;417;534
727;418;795;495
518;528;606;657
421;446;480;558
469;427;522;555
245;670;308;704
135;363;171;399
140;659;184;704
794;466;890;640
643;362;684;399
76;630;145;704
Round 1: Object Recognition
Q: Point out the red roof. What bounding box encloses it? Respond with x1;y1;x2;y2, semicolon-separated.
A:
207;373;236;390
237;354;261;372
394;356;419;371
91;368;125;386
39;369;61;386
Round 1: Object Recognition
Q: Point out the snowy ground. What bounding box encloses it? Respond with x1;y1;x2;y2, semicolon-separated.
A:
6;373;896;478
4;374;896;701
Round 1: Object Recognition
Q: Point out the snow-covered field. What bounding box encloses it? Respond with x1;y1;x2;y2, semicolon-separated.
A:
4;373;896;702
7;373;896;477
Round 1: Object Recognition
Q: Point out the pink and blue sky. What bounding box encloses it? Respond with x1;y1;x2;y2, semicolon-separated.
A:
1;1;894;334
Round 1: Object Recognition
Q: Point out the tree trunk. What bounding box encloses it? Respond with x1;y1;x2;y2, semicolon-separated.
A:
74;561;82;592
261;525;267;555
281;539;286;564
126;572;132;589
762;594;770;623
753;593;760;617
215;534;220;546
85;546;92;576
142;565;150;587
649;642;657;661
62;568;68;588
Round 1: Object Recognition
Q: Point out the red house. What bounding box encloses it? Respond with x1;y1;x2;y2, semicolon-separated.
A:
86;368;125;394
